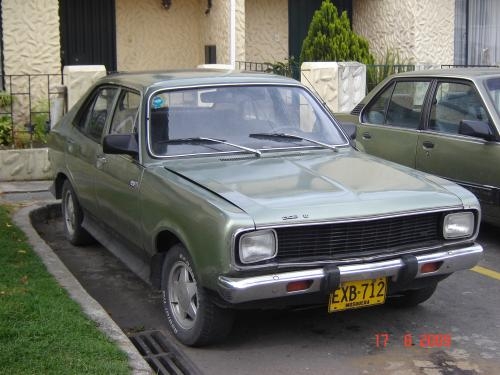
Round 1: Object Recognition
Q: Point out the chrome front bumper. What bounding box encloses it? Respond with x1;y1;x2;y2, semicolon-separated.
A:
217;244;483;304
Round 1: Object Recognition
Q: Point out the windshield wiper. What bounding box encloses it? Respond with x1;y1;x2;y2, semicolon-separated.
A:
249;132;338;152
160;137;261;157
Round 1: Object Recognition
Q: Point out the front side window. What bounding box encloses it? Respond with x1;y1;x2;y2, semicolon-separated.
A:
148;85;347;157
485;78;500;118
110;90;140;135
429;81;491;135
363;83;393;124
363;81;430;129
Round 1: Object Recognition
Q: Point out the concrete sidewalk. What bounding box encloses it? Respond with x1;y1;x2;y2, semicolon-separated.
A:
0;180;54;202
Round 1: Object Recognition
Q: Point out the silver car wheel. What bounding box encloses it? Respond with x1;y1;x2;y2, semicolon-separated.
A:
168;260;199;330
61;180;94;246
63;189;76;237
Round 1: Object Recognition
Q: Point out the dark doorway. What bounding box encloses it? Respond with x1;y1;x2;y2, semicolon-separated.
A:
288;0;352;63
60;0;117;72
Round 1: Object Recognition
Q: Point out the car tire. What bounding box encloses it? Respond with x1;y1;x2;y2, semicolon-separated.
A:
161;244;234;346
61;180;94;246
387;284;437;308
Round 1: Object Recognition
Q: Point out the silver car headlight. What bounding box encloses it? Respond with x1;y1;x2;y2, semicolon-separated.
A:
239;230;277;264
443;212;474;239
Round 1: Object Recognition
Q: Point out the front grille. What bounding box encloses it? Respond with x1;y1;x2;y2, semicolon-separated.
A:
275;212;443;262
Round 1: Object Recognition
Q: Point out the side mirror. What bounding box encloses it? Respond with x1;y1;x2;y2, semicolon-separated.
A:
103;134;139;156
459;120;495;141
339;122;357;140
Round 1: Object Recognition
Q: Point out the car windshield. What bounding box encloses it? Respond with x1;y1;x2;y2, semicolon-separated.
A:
485;77;500;117
147;85;347;157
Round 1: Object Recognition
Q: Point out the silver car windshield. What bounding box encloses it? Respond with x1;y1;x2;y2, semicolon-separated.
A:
486;78;500;118
147;85;347;157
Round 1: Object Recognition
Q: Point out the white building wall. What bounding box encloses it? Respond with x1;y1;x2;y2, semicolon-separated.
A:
353;0;455;65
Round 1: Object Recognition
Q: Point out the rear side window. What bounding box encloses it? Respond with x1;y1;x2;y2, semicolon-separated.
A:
75;87;119;142
363;81;430;129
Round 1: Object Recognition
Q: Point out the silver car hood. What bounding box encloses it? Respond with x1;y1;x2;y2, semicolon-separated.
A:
165;150;465;226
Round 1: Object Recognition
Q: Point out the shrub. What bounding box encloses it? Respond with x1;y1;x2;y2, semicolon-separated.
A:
0;115;13;146
300;0;374;65
0;91;12;108
366;49;415;92
0;92;13;147
265;57;299;78
31;101;50;144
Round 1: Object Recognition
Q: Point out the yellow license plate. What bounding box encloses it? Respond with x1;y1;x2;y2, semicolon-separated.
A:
328;277;387;312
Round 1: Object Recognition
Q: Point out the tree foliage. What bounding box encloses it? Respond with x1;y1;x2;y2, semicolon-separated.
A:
300;0;374;64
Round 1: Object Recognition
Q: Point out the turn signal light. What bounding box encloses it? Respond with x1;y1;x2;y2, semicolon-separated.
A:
420;261;443;274
286;280;313;292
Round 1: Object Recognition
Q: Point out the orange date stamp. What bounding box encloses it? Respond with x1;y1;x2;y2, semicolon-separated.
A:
375;333;452;348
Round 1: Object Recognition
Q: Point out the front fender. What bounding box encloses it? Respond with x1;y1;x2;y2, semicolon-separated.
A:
140;169;254;290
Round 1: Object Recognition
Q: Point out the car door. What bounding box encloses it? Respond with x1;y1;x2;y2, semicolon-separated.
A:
93;89;146;253
66;86;119;217
416;80;500;215
356;80;432;168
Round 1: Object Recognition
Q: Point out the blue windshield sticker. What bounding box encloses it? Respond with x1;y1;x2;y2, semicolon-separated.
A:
152;96;164;109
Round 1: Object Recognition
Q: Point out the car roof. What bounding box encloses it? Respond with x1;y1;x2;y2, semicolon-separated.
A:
394;67;500;80
98;69;299;92
360;67;500;105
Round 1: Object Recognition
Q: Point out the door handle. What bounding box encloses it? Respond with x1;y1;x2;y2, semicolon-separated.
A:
362;132;372;140
422;141;434;149
67;138;77;153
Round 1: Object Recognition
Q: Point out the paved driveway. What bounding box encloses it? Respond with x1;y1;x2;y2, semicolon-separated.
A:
31;205;500;375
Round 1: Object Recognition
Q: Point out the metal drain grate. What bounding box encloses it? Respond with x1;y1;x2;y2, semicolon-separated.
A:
129;330;203;375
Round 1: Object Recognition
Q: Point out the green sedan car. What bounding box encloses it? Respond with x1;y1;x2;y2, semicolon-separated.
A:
339;68;500;226
49;70;483;346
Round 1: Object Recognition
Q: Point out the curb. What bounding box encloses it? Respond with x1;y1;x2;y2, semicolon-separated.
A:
13;201;152;375
0;180;52;194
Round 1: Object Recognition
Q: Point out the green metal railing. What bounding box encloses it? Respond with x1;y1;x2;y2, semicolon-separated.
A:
236;60;301;80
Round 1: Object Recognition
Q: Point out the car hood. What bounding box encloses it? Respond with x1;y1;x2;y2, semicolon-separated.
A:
163;150;464;226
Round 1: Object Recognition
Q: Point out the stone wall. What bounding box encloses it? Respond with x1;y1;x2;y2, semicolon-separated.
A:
353;0;454;65
0;148;53;181
1;0;61;75
63;66;107;110
1;0;62;138
245;0;289;63
301;62;366;113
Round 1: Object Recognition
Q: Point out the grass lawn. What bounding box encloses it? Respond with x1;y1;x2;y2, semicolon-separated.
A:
0;204;131;374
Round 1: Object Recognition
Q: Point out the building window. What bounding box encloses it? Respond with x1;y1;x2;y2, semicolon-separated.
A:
454;0;500;66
